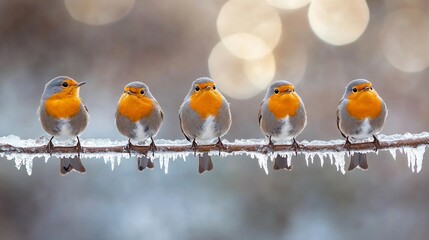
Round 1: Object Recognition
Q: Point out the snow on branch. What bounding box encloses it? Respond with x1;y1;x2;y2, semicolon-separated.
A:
0;133;428;175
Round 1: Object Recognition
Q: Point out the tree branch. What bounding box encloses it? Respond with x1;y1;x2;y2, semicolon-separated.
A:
0;133;428;156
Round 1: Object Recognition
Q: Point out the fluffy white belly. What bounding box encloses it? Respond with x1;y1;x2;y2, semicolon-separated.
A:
271;117;294;143
133;122;150;142
351;118;373;140
197;116;217;144
57;120;75;139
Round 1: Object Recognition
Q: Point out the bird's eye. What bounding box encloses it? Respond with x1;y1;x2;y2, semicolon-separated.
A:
62;82;68;87
292;89;295;92
370;87;373;90
195;86;200;91
352;88;358;93
274;89;279;94
213;85;216;90
140;90;145;95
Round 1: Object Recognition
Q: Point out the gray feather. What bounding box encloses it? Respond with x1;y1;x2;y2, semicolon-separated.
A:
273;155;292;170
198;153;213;174
60;156;86;175
137;156;154;171
348;153;368;171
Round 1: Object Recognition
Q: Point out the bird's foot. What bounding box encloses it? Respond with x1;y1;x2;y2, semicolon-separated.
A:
76;136;82;158
215;137;224;155
148;137;157;157
373;135;381;153
125;139;134;157
343;137;352;155
291;138;301;156
46;136;55;156
191;139;198;156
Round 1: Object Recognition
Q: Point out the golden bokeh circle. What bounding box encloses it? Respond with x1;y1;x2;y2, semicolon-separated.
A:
64;0;135;25
380;8;429;72
308;0;369;46
208;41;275;99
217;0;282;59
266;0;310;10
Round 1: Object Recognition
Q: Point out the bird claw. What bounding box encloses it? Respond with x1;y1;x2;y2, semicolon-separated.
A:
343;137;352;155
291;138;301;156
148;137;157;157
266;136;275;154
373;135;380;153
76;136;82;158
191;139;198;156
46;136;55;156
125;139;134;157
215;137;224;155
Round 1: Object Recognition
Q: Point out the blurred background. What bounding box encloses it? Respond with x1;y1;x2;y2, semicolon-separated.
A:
1;0;429;239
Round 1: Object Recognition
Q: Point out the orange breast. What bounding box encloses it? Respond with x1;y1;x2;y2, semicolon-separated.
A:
190;91;222;119
45;95;82;119
117;94;154;122
267;93;301;119
346;91;382;120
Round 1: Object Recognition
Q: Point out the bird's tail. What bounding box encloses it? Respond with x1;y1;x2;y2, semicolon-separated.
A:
137;156;154;171
273;155;292;170
198;153;213;174
348;153;368;171
60;156;86;175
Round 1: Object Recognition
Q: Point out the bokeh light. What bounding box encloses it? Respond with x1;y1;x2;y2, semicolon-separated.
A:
266;0;310;10
64;0;135;25
380;8;429;72
217;0;282;60
308;0;369;46
208;41;275;99
221;33;272;60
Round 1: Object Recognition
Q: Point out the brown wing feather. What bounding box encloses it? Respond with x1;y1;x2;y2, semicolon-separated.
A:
337;107;346;139
178;113;191;142
258;101;264;127
81;99;89;113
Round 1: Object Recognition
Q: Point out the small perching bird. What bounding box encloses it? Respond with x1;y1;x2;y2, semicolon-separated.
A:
337;79;388;171
258;80;307;170
115;82;163;171
38;76;89;175
179;77;232;174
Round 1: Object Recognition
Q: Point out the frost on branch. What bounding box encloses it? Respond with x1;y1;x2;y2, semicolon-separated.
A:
0;133;428;175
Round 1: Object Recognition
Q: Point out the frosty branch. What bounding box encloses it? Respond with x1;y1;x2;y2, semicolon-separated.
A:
1;134;428;155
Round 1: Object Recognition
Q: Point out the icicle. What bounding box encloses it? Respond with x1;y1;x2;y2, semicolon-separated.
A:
256;153;269;175
416;146;425;173
330;152;346;174
304;153;310;166
404;146;426;173
317;152;325;167
25;156;33;176
103;156;116;171
389;148;397;161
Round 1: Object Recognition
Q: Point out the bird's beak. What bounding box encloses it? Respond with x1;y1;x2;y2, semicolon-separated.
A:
126;90;135;95
362;86;370;91
77;82;86;87
204;86;211;91
281;89;292;94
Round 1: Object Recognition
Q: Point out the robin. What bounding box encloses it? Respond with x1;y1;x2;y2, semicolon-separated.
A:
337;79;387;171
115;82;163;171
258;80;307;170
38;76;89;175
179;77;232;174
